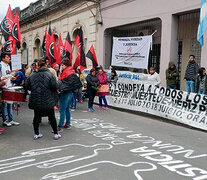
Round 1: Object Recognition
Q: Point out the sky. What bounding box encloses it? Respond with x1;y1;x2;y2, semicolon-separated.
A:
0;0;37;21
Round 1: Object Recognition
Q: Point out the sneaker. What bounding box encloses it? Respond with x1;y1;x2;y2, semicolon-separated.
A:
3;121;12;127
88;108;94;112
33;134;43;140
91;107;95;111
63;124;72;129
104;107;109;110
10;121;20;126
57;127;63;132
98;106;102;109
79;100;83;103
54;134;61;140
0;127;5;131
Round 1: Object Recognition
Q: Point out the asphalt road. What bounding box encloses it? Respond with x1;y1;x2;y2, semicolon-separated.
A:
0;101;207;180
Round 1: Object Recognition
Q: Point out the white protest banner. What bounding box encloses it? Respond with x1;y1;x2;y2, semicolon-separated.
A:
111;35;152;69
95;77;207;131
11;54;21;71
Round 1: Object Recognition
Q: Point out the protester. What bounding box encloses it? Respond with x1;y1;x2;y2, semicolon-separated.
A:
0;78;9;134
58;58;81;131
45;56;51;68
166;62;178;89
25;62;37;78
184;55;199;93
195;67;207;94
97;68;109;110
25;58;61;140
108;69;118;84
53;64;60;78
12;69;26;86
86;69;100;112
148;67;161;86
48;66;58;80
1;53;20;127
76;68;84;103
22;64;29;77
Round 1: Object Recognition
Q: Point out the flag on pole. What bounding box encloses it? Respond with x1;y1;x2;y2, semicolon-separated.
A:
63;32;73;65
42;27;47;57
0;5;17;54
198;0;207;46
0;5;14;41
74;27;86;72
46;25;52;58
86;45;98;69
57;33;64;65
49;31;58;66
12;10;22;49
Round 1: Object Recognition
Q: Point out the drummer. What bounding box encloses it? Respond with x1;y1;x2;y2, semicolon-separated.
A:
0;53;20;127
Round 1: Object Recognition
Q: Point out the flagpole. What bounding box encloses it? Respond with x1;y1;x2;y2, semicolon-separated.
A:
151;30;157;36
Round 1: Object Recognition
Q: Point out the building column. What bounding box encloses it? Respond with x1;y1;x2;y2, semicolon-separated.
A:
201;33;207;67
160;14;178;87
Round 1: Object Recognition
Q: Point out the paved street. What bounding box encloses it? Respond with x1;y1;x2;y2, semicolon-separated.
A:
0;101;207;180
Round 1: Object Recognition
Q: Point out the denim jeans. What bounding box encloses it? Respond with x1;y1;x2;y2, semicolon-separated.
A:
99;96;108;107
198;90;206;94
58;91;73;127
185;81;195;93
167;84;177;89
1;102;13;122
72;92;77;109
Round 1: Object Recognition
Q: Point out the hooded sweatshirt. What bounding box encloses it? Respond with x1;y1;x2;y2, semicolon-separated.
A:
166;62;178;86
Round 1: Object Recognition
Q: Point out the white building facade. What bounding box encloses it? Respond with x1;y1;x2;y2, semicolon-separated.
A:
98;0;206;90
20;0;100;69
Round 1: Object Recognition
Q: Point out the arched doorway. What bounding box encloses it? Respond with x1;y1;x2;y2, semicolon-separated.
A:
22;42;28;64
34;38;41;59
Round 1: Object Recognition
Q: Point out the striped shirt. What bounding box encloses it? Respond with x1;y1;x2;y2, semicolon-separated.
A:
184;61;199;81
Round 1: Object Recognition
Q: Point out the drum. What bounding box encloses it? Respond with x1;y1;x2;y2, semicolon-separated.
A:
2;86;25;103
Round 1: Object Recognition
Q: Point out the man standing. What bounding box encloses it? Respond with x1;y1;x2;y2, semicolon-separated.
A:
25;58;61;140
0;53;20;127
184;55;199;93
166;62;178;89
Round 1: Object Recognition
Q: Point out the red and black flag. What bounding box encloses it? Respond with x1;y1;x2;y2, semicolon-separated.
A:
46;25;52;58
49;31;58;66
42;27;47;57
63;32;73;65
11;10;22;49
74;27;86;72
0;5;14;41
57;33;64;65
2;36;16;55
86;45;98;70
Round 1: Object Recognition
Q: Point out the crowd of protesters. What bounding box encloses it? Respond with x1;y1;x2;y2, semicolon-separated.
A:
0;53;116;139
0;52;205;139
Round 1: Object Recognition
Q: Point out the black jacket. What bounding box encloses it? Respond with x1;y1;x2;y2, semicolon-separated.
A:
25;68;59;110
59;74;82;93
86;74;100;89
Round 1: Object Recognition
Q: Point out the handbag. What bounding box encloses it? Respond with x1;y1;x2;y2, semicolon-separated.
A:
98;84;109;93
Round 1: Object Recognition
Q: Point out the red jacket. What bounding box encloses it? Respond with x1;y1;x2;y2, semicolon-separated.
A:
59;66;75;80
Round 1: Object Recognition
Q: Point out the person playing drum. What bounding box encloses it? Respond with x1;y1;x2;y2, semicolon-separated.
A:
0;53;20;127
